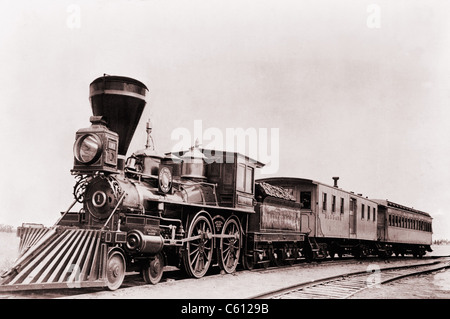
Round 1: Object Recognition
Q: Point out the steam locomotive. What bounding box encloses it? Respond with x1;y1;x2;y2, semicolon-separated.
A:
0;75;432;292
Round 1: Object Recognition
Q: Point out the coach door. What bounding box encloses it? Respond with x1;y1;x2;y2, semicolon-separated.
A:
349;198;357;236
377;206;386;241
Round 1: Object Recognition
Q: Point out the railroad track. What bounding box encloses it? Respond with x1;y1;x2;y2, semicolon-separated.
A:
1;256;448;299
251;259;450;299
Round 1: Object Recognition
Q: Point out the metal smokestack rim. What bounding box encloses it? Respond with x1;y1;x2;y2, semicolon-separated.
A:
89;75;149;101
90;75;148;89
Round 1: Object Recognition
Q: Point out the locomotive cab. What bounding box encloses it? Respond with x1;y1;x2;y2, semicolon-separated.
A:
169;148;264;211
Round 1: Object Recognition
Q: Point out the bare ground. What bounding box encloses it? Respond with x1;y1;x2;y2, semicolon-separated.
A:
57;258;442;299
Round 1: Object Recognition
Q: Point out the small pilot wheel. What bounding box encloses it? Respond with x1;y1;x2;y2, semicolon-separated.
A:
183;214;214;278
219;217;241;274
142;253;164;285
270;249;283;267
106;250;126;291
243;252;255;270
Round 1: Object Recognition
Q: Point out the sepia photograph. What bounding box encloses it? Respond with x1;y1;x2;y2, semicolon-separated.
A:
0;0;449;309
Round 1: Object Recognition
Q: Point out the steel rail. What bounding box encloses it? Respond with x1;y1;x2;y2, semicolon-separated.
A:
249;259;450;299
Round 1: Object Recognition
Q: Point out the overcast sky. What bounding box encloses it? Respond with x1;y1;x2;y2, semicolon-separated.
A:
1;0;450;239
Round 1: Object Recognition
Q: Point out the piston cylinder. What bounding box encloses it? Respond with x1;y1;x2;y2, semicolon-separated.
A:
126;230;164;254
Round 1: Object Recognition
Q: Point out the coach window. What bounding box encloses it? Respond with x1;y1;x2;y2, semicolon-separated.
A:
373;208;376;222
361;204;365;220
245;166;254;193
236;164;245;192
389;215;392;226
367;205;370;220
300;192;311;209
340;198;344;214
332;195;336;213
237;164;254;194
322;192;327;212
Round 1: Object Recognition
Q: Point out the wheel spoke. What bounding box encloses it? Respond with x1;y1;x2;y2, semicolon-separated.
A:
190;247;199;256
223;245;231;254
190;250;200;267
224;249;231;262
194;254;200;272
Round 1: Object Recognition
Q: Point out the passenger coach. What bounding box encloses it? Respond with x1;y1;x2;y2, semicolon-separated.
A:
257;177;432;258
373;199;432;257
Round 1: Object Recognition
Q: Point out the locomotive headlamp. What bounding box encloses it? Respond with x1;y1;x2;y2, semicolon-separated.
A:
72;118;119;175
74;134;102;164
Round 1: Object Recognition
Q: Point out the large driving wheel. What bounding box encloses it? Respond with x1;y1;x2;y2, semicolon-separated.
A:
106;250;126;291
219;217;241;274
183;213;214;278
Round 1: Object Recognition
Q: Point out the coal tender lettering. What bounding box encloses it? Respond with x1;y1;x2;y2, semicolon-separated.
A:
181;303;215;316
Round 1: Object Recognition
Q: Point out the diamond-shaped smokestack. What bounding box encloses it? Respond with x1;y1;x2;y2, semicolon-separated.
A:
89;75;148;156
